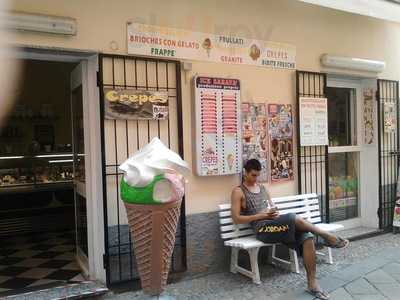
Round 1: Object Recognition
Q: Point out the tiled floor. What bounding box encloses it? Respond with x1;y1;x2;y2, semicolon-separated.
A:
0;231;85;295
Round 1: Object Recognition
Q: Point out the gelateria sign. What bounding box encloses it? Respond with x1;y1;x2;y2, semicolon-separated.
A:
104;89;169;120
127;23;296;69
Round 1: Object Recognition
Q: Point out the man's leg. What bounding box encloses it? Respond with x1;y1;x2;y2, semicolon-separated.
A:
303;238;330;298
303;238;317;290
294;216;337;245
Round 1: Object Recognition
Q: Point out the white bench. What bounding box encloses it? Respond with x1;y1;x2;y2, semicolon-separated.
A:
218;193;343;284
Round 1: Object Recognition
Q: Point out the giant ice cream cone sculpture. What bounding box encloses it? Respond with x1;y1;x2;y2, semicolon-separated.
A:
119;138;189;296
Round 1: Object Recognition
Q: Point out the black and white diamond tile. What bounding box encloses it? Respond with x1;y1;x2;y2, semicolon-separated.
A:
0;231;85;295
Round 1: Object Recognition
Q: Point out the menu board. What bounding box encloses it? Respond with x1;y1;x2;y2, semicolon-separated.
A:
194;76;241;176
268;104;294;182
299;97;328;146
241;103;268;182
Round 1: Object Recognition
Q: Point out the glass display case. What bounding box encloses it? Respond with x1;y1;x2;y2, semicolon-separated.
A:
0;154;73;192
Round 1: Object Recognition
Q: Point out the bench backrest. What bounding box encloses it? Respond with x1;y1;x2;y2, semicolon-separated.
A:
218;193;321;241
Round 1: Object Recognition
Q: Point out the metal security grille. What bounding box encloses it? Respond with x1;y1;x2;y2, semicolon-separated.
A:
98;54;186;286
377;79;399;229
296;71;329;222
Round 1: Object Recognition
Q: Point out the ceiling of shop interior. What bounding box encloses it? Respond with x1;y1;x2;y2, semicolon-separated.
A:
298;0;400;23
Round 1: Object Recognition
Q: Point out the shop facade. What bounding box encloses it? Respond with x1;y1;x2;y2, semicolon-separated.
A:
2;0;400;294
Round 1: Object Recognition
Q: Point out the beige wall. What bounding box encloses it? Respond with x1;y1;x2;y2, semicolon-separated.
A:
7;0;400;214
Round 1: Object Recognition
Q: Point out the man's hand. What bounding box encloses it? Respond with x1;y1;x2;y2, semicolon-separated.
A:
259;208;280;220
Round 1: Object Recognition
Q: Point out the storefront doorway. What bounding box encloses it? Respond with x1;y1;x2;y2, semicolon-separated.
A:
98;54;187;287
0;49;105;297
326;78;363;228
296;71;398;235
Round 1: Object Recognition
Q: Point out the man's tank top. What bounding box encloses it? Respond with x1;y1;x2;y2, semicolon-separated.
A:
240;184;269;228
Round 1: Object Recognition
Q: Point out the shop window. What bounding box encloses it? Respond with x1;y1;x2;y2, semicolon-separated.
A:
326;87;357;146
328;152;359;222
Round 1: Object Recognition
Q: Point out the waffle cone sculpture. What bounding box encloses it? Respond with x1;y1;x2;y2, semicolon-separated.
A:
124;200;181;295
119;138;189;296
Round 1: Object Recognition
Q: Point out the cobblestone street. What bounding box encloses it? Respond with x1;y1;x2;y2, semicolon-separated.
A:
101;233;400;300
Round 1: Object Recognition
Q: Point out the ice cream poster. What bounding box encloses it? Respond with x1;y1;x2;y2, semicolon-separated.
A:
104;89;169;120
194;76;242;176
363;88;374;145
241;103;268;182
268;104;294;182
384;102;396;133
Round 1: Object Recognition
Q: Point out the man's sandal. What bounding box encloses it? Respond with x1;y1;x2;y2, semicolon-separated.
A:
307;288;330;300
323;236;349;249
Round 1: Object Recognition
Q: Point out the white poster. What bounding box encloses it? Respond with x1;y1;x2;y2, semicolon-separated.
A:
194;76;242;176
384;102;396;133
299;97;328;146
127;23;296;70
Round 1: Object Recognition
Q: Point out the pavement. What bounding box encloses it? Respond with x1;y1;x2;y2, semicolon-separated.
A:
100;232;400;300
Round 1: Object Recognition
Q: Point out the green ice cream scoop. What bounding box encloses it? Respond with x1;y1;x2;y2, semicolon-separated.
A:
120;174;165;205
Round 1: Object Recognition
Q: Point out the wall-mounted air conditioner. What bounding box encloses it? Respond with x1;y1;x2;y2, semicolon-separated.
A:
3;11;77;36
321;54;385;73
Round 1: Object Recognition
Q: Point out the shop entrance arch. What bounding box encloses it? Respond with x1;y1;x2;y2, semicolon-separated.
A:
97;54;187;287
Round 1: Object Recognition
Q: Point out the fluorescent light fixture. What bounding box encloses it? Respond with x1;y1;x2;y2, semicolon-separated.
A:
321;54;385;73
36;154;73;158
3;11;77;35
49;159;73;163
0;156;25;160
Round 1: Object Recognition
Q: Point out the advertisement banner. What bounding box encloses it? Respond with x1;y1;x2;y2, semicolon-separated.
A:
268;104;294;182
104;89;169;120
194;76;241;176
128;23;296;70
363;88;374;145
299;97;328;146
241;103;268;182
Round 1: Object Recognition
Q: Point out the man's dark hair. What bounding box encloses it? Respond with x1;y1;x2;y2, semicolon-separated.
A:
244;159;261;172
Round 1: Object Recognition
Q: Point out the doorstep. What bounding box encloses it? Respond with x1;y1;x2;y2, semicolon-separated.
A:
337;226;385;241
1;280;108;300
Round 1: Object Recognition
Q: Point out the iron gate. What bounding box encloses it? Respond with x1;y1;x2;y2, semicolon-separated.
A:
98;54;186;286
296;71;329;222
377;79;399;229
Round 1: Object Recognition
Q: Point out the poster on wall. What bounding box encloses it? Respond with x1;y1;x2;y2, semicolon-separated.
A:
104;89;169;120
299;97;328;146
394;167;400;229
194;76;242;176
127;22;296;70
268;104;294;182
241;103;268;182
363;88;374;145
384;102;396;133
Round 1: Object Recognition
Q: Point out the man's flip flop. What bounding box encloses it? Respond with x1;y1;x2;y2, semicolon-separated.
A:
323;236;349;249
307;288;330;300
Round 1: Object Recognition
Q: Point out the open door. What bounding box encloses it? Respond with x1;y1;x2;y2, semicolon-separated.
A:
70;62;89;276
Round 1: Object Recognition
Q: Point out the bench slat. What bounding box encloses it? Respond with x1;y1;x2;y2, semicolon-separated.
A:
221;229;254;239
220;224;251;232
219;205;320;219
272;193;318;203
276;198;319;209
219;203;231;210
220;217;234;225
280;205;320;215
219;211;231;217
310;217;321;224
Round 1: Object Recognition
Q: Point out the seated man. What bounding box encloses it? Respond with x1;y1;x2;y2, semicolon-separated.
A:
231;159;349;300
